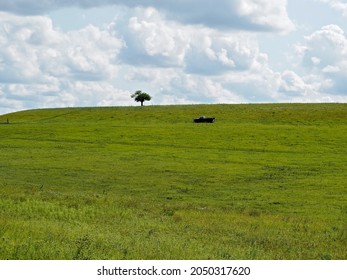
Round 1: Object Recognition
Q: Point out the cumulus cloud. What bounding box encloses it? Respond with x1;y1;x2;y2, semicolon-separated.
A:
0;12;122;82
298;24;347;95
0;12;128;113
2;2;347;115
279;71;312;97
321;0;347;17
114;8;266;75
0;0;295;32
0;1;298;114
234;0;295;32
111;7;280;103
117;8;188;68
301;25;347;68
0;8;246;113
185;32;261;75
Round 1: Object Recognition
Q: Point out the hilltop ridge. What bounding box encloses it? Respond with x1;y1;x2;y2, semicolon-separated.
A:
2;103;347;125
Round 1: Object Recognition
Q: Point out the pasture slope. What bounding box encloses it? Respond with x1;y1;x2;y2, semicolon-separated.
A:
0;103;346;260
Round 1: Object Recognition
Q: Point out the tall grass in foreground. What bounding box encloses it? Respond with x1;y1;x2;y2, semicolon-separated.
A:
0;104;346;259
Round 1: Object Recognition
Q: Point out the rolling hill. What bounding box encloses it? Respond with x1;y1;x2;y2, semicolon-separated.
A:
0;104;346;259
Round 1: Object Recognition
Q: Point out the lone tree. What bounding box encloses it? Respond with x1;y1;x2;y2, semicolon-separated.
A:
131;90;151;106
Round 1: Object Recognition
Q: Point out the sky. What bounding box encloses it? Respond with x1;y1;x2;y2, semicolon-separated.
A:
1;0;347;114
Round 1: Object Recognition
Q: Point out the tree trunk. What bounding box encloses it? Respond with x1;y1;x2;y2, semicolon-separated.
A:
141;101;144;106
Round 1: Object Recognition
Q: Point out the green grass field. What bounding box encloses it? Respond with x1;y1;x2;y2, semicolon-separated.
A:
0;104;346;260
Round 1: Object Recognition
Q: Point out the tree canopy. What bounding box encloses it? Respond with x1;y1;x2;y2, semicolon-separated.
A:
131;90;152;106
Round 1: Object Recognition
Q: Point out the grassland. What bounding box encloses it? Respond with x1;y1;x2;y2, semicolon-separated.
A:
0;103;346;260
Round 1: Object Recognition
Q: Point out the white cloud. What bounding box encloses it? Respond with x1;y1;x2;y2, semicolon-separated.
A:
321;0;347;17
298;24;347;95
0;12;122;83
311;57;321;65
0;12;127;113
156;72;246;104
117;8;188;67
65;25;122;81
235;0;294;33
185;31;259;75
322;65;340;73
114;7;265;75
279;70;311;96
0;0;295;33
302;25;347;67
112;7;278;103
2;3;347;115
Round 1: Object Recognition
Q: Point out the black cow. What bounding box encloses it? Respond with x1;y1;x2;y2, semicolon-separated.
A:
193;116;215;123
